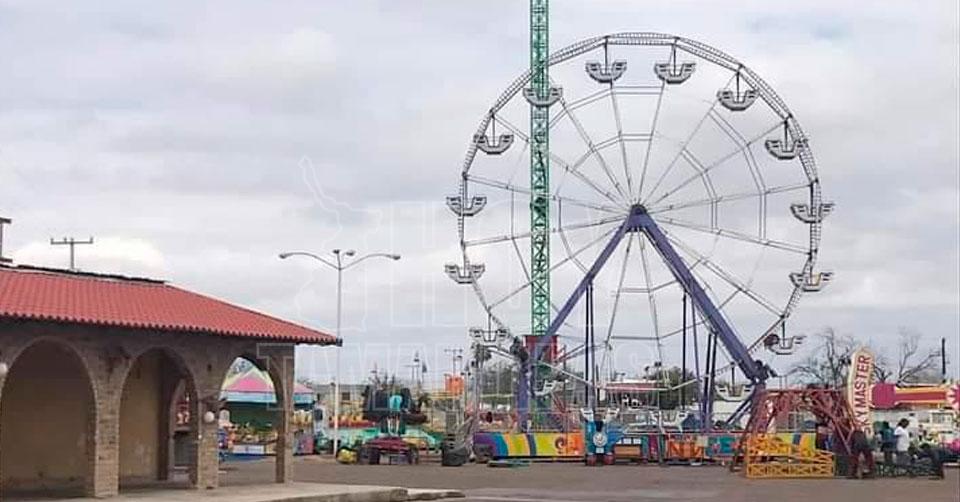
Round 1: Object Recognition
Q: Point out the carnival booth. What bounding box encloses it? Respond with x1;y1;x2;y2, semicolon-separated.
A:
220;367;316;456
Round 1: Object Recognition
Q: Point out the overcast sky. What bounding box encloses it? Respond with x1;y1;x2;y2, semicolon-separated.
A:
0;1;957;384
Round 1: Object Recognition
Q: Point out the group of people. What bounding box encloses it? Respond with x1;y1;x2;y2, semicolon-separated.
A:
846;418;947;479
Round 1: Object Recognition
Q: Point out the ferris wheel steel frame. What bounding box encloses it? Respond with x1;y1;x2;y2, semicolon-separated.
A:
449;32;832;431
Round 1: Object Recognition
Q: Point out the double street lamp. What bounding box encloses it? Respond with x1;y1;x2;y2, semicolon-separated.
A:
279;249;400;455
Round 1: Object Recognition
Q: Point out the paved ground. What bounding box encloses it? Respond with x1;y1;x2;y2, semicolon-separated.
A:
17;483;409;502
8;476;460;502
220;456;960;502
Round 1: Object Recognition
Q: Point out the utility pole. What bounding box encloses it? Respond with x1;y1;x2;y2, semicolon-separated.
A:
0;217;12;265
50;236;94;271
942;337;947;383
444;348;464;375
405;353;422;387
278;249;400;456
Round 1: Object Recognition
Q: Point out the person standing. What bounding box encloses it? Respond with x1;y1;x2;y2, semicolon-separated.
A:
877;421;895;468
894;418;911;467
848;429;876;478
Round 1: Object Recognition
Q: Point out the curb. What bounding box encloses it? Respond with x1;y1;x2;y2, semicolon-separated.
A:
405;489;466;501
254;487;408;502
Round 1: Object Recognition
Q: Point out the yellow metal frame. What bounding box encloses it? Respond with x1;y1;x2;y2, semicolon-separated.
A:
744;435;835;479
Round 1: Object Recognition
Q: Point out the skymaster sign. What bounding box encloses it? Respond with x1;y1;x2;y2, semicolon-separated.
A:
847;348;874;435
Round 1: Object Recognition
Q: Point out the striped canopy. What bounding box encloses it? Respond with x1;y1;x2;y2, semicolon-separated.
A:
221;367;315;405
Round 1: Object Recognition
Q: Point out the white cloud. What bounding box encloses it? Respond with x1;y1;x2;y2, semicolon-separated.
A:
0;0;956;381
13;236;165;275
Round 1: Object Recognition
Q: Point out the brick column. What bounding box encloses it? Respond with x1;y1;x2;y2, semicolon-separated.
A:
85;346;124;499
88;391;120;498
271;347;295;484
190;382;219;490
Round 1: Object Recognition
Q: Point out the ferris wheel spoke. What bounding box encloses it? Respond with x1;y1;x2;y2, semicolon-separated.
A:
708;108;767;191
494;115;624;206
555;89;630;203
662;228;782;316
637;236;665;363
550;86;663;127
467;174;624;214
510;191;532;282
608;85;633;196
488;226;618;310
650;120;783;208
598;231;634;375
557;201;589;274
646;182;809;216
636;81;667;202
642;73;735;203
464;214;623;248
654;288;740;341
654;216;808;255
550;87;609;126
619;276;679;295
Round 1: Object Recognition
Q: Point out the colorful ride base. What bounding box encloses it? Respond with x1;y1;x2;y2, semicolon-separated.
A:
613;432;816;463
474;431;817;463
474;432;585;459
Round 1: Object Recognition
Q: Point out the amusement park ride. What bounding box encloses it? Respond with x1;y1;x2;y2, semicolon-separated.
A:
445;1;837;464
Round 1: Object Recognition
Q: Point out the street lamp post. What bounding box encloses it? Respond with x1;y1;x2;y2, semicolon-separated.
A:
279;249;400;456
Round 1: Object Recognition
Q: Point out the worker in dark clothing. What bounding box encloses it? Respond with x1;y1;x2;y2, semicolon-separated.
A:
848;429;876;479
877;421;895;469
918;443;945;479
815;423;829;450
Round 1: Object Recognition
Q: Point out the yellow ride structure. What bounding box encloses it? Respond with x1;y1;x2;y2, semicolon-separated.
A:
744;435;835;479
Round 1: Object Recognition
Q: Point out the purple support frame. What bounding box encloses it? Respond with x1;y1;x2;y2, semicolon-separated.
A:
518;205;767;429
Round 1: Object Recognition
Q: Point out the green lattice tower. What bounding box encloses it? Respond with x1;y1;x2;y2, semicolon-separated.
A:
529;0;552;426
529;0;550;339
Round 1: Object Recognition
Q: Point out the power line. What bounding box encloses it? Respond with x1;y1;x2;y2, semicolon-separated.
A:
50;236;94;271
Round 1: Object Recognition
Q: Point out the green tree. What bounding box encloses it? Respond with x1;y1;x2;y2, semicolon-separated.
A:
643;366;700;410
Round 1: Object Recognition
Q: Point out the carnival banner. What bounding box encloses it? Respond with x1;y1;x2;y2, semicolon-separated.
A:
612;432;815;462
847;347;874;435
473;432;585;458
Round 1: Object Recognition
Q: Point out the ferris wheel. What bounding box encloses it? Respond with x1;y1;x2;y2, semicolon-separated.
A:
446;33;833;418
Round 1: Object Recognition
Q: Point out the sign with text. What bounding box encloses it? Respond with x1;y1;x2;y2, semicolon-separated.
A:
846;348;874;435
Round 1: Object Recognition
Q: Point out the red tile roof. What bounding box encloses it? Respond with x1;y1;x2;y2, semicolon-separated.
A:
0;265;336;345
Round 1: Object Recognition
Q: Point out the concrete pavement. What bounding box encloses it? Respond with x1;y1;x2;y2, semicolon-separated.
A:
6;483;463;502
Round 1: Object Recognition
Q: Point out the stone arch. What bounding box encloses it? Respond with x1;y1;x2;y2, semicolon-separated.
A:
218;348;294;483
0;337;98;498
117;346;200;490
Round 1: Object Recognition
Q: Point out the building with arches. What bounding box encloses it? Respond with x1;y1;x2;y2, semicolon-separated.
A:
0;264;337;498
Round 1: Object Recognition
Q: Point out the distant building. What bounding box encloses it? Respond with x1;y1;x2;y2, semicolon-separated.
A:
314;383;366;409
871;382;960;439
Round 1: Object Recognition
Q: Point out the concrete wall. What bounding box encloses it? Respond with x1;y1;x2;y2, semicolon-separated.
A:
0;320;302;497
0;341;93;493
119;351;162;481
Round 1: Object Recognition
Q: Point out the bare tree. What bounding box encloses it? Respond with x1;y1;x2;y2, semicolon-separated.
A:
874;329;942;385
793;327;944;388
872;352;894;383
792;327;858;388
